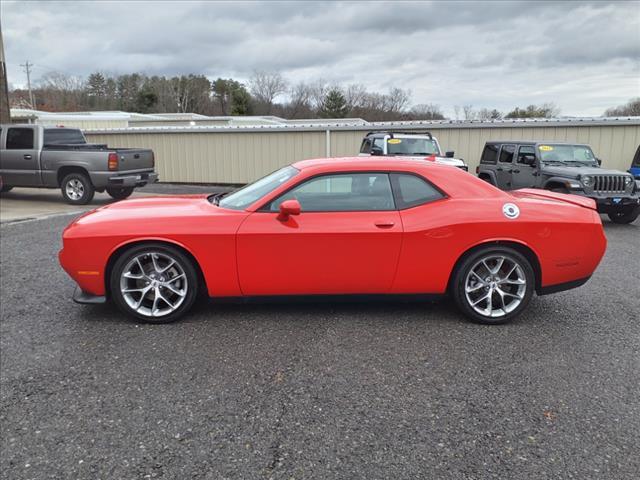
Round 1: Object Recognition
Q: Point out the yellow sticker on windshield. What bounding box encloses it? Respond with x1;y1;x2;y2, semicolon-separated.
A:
387;139;402;144
539;145;554;151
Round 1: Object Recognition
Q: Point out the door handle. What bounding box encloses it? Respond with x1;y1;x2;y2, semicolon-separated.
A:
24;154;32;160
374;221;395;228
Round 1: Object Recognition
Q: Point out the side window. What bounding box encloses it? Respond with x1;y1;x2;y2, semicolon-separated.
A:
517;146;536;165
269;173;395;212
372;137;385;152
6;128;34;150
499;144;515;163
481;144;499;164
391;173;444;209
360;138;372;154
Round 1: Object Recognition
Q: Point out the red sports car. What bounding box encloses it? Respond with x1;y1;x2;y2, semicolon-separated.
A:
59;158;606;325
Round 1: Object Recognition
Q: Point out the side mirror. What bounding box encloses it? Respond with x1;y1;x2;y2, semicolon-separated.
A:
371;146;383;156
524;155;536;166
278;199;301;221
596;158;602;166
445;151;455;158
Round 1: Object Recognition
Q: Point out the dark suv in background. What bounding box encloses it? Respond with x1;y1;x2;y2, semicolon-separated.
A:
477;141;640;224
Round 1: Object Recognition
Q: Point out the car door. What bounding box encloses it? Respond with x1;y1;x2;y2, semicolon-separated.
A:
236;172;403;295
511;145;538;188
1;126;40;186
496;144;515;189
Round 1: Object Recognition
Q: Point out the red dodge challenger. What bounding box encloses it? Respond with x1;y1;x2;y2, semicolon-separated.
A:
59;157;606;325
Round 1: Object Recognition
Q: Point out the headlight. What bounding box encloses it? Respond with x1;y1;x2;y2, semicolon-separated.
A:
581;175;593;187
624;176;633;186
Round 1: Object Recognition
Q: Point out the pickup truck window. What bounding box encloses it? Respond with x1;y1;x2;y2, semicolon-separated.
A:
499;145;515;163
43;128;86;146
6;128;34;150
481;144;499;164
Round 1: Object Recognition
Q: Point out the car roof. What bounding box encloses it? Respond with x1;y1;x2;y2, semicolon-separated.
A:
292;156;450;171
484;140;590;147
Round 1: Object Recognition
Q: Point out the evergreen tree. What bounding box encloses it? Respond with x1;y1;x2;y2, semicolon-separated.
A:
319;88;348;118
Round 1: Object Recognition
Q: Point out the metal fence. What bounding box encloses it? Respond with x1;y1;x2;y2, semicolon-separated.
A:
84;118;640;184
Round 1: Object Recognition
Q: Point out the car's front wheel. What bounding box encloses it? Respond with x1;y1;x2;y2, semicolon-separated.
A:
607;206;640;224
110;243;199;323
451;246;535;324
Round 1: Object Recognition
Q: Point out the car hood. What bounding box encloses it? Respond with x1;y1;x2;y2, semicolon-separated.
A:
543;165;627;178
68;194;229;229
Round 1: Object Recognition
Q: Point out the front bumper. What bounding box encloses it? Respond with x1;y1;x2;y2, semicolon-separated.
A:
593;195;640;214
73;286;106;304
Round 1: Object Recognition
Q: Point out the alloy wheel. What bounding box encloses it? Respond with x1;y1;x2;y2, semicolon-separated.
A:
66;179;85;200
119;252;188;318
464;255;527;318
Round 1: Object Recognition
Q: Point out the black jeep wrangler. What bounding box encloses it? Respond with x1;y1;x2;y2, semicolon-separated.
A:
477;141;640;224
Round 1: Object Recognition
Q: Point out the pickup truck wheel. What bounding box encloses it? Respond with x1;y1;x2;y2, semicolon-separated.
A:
61;172;95;205
106;186;134;200
451;246;535;325
608;206;640;224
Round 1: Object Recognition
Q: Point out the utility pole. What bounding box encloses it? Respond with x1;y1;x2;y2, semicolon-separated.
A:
0;21;10;123
20;60;35;109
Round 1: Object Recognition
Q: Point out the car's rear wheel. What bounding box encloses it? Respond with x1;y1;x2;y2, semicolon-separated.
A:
110;243;199;323
451;246;535;325
61;172;95;205
607;206;640;224
106;186;134;200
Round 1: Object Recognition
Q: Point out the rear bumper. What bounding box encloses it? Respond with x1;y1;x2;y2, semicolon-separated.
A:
90;171;158;188
538;276;592;295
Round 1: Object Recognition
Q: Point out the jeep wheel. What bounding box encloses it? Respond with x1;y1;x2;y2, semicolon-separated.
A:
608;206;640;224
107;186;134;200
61;172;95;205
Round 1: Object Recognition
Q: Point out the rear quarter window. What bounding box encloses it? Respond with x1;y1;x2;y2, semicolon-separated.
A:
391;173;444;209
481;144;499;164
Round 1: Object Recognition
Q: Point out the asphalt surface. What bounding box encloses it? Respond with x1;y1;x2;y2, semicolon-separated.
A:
1;211;638;479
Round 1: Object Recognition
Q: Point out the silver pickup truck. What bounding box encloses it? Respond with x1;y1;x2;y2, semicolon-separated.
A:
0;124;157;204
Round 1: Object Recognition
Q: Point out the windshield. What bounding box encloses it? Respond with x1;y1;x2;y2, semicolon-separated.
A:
387;137;440;156
218;166;299;210
538;144;597;165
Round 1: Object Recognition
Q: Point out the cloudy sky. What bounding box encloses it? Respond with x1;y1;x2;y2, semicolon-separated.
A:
2;0;639;116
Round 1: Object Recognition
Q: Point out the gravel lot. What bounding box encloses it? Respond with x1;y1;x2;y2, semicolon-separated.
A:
1;208;638;479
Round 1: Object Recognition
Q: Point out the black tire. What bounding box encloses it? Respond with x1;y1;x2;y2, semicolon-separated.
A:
60;172;95;205
451;246;536;325
106;186;134;200
110;243;199;323
0;185;13;193
608;206;640;224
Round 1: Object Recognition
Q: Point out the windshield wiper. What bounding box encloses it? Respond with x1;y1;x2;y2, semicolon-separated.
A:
209;192;229;206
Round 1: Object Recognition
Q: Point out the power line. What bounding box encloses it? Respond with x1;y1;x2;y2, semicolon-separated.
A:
20;60;35;108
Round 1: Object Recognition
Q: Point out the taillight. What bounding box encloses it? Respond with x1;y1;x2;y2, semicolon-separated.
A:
108;152;118;171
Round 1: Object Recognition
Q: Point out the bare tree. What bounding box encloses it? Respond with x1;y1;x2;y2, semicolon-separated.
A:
477;108;503;120
462;104;476;120
287;81;313;118
407;103;446;120
249;70;287;114
604;97;640;117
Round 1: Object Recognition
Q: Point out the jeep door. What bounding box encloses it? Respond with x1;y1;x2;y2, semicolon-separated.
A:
511;145;538;189
1;126;40;186
496;144;516;189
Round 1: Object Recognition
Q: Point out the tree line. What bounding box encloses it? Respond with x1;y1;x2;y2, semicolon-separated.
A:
8;70;637;121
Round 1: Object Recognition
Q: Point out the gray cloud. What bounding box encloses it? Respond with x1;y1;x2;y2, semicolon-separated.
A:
2;0;638;116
